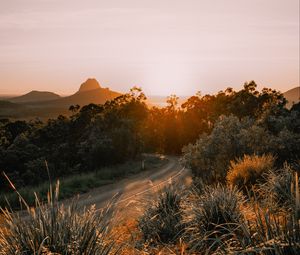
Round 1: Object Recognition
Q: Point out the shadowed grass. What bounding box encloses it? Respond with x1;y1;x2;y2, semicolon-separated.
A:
138;185;184;244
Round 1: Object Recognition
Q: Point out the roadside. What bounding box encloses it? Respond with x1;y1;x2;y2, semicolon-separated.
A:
0;154;168;210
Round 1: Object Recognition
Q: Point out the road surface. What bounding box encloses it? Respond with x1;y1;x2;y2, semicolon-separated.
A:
68;156;191;218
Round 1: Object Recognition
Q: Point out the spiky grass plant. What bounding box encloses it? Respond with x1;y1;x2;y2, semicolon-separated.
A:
209;169;300;254
258;164;300;214
221;195;300;254
227;154;275;194
0;172;118;255
138;185;184;244
184;184;245;252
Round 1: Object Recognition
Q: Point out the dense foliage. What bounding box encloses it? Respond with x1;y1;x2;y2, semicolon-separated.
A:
0;88;148;192
182;107;300;183
0;81;299;194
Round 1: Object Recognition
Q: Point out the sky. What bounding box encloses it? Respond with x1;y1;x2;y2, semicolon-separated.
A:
0;0;299;96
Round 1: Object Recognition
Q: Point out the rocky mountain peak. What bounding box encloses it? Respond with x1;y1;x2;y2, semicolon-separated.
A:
78;78;101;93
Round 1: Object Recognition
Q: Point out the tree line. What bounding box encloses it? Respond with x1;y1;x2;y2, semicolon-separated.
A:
0;81;299;192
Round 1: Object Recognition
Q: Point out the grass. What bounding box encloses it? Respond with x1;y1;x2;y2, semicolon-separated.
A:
1;156;299;254
138;185;184;244
0;175;119;254
183;184;245;252
258;164;300;214
226;154;275;193
0;154;168;210
132;164;300;254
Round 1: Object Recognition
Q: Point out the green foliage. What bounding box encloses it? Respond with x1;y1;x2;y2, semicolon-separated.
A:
0;88;149;193
227;154;275;192
182;113;300;183
0;181;117;255
138;186;184;244
182;115;254;182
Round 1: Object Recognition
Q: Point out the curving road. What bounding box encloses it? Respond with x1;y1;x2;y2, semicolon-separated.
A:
70;156;191;215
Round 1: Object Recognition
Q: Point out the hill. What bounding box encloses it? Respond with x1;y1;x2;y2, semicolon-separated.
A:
284;87;300;109
10;91;61;103
48;78;121;107
0;78;121;120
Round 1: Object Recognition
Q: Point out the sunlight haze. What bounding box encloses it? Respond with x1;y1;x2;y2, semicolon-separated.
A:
0;0;299;95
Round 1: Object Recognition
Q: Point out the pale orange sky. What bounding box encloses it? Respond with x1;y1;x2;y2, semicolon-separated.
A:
0;0;299;96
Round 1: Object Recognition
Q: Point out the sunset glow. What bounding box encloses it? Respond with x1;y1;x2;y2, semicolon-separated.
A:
0;0;299;95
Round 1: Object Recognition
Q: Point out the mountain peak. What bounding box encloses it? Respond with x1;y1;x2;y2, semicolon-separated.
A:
78;78;101;93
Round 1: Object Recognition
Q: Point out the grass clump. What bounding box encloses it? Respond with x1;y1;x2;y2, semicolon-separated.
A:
223;196;300;254
0;178;118;255
227;154;275;193
138;185;184;244
184;184;245;252
259;164;300;214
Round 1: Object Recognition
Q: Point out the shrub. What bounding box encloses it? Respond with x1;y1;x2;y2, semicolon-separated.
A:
185;184;245;252
0;179;117;255
182;115;252;183
227;154;275;193
138;185;184;244
182;113;300;184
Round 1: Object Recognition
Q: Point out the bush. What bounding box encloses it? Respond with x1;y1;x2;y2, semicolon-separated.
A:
138;185;184;244
182;114;300;184
0;180;117;255
226;154;275;193
182;115;252;183
185;184;245;252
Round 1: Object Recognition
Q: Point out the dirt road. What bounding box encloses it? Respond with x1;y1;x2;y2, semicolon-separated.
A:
71;156;190;214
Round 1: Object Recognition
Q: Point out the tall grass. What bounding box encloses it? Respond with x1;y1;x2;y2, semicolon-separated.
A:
227;154;275;193
138;185;184;244
136;168;300;254
184;184;245;252
0;175;118;255
259;164;300;214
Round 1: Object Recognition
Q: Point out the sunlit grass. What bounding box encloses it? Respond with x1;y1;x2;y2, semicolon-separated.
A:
0;178;119;255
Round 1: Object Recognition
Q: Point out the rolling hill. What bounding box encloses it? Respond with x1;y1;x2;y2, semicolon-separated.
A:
284;87;300;109
10;91;61;103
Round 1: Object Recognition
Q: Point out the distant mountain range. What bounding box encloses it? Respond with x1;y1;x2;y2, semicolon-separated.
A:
283;87;300;109
10;91;61;103
0;78;121;119
0;82;299;120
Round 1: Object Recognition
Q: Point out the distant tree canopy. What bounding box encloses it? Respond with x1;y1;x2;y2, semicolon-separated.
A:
0;81;298;191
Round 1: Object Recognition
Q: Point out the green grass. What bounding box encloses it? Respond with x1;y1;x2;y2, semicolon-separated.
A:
0;155;168;210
